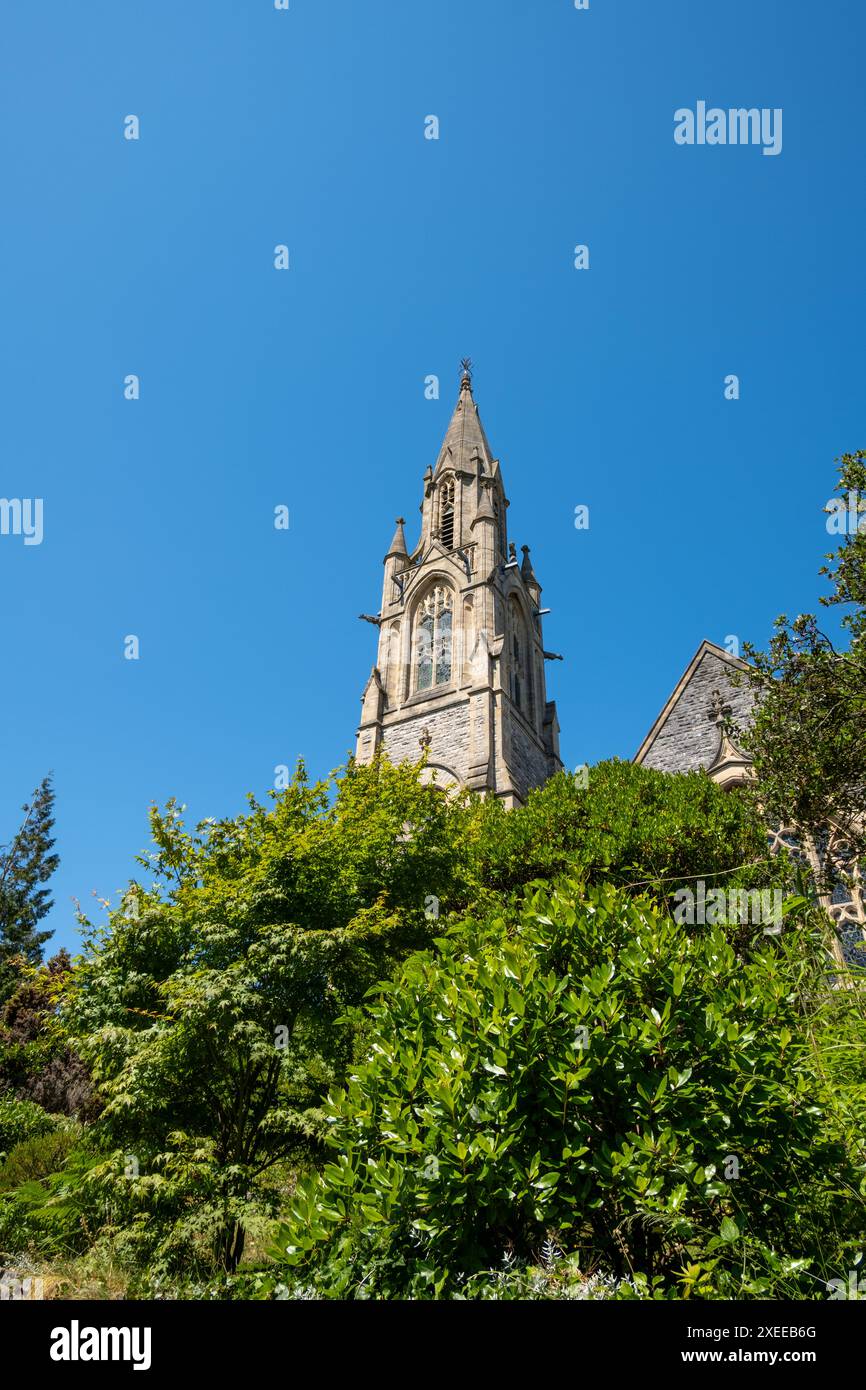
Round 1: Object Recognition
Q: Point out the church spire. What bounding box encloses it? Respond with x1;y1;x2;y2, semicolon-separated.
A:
434;358;496;479
356;361;562;806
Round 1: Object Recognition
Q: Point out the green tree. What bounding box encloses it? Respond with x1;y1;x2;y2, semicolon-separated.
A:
740;452;866;877
61;756;470;1275
0;776;59;1003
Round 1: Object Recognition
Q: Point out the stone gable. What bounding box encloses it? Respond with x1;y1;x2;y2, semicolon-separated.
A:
636;643;754;776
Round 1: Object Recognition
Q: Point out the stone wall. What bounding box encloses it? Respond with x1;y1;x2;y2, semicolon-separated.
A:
504;707;555;802
382;697;471;781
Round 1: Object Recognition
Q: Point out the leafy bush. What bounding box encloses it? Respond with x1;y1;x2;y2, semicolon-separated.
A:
0;1096;57;1158
0;1122;83;1191
270;880;861;1298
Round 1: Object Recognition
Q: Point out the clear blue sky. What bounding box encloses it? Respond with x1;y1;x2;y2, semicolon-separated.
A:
2;0;864;954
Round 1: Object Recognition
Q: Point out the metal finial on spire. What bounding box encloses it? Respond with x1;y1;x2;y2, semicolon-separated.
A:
460;356;473;383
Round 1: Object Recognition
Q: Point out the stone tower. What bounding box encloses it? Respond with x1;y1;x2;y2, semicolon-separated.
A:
355;362;561;806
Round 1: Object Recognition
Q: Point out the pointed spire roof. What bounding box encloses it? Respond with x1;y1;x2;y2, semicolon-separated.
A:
385;516;408;560
434;360;496;478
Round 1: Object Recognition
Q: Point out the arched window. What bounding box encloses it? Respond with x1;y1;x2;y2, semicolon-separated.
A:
415;586;453;691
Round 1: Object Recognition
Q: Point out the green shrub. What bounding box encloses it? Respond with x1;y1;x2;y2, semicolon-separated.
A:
0;1121;83;1191
0;1096;57;1158
467;761;772;908
269;880;861;1298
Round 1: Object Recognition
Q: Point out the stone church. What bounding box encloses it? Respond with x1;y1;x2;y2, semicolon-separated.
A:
355;362;561;807
355;364;863;960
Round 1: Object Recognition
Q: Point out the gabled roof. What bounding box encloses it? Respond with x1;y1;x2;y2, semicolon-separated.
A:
634;639;752;771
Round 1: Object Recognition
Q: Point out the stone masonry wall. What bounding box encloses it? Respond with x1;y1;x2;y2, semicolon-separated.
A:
504;707;555;802
382;698;471;781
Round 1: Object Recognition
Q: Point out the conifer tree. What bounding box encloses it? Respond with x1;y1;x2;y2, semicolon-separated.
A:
0;776;59;1003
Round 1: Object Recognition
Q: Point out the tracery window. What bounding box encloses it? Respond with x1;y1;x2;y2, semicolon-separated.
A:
415;586;453;691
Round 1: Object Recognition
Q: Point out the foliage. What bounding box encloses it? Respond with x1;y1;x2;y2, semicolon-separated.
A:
0;1121;83;1191
467;759;771;911
268;880;862;1298
740;452;866;874
7;745;860;1299
59;757;472;1274
0;1096;57;1159
0;1144;101;1260
0;776;59;1003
